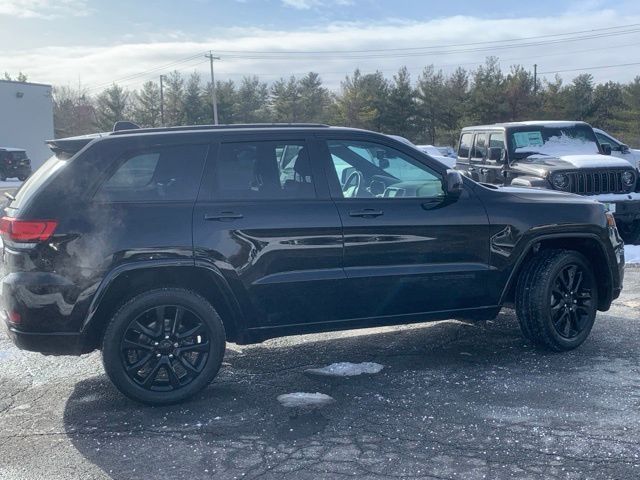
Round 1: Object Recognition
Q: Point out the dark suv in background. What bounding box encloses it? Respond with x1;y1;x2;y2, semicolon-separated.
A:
2;123;625;404
0;147;31;181
455;121;640;244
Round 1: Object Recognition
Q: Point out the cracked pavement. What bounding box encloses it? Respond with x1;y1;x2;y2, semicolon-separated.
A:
1;270;639;479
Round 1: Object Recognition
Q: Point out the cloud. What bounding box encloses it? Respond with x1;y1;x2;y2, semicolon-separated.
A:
281;0;353;10
0;0;90;19
2;9;640;91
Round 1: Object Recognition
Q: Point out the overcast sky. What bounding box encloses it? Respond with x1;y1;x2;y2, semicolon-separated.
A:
1;0;640;92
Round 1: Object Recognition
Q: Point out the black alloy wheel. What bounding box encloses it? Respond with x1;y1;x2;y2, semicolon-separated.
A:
549;263;594;340
120;305;210;391
102;288;226;404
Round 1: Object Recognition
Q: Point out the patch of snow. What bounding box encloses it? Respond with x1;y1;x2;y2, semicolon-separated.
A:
277;392;335;408
625;245;640;264
589;192;640;202
516;133;599;156
517;121;582;128
305;361;384;377
0;179;22;188
556;155;632;169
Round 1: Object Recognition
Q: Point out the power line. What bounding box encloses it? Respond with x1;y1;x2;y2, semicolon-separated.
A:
212;23;640;54
539;61;640;74
81;22;640;92
216;28;640;60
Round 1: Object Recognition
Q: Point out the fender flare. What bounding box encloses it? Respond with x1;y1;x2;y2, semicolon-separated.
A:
498;232;616;308
81;259;246;340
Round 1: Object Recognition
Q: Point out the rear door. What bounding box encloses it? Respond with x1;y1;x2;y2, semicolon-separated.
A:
318;134;492;319
192;134;345;329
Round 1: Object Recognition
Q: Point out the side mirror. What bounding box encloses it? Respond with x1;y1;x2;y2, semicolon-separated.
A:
600;143;612;155
621;144;630;154
445;169;464;198
488;147;504;162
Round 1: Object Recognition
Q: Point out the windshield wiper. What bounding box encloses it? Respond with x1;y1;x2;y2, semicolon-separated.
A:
3;192;15;201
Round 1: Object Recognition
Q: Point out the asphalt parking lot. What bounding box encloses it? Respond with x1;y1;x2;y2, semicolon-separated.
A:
1;270;639;480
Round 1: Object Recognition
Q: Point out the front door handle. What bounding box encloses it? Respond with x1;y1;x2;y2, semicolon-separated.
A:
348;209;384;218
204;212;244;221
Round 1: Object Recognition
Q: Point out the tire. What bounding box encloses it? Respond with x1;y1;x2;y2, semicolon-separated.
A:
0;175;6;181
102;288;226;405
515;249;598;351
618;220;640;245
17;175;27;181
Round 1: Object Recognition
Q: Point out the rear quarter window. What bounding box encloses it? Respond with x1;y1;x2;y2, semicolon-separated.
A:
6;154;67;211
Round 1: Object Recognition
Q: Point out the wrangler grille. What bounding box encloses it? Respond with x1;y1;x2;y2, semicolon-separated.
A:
565;170;629;195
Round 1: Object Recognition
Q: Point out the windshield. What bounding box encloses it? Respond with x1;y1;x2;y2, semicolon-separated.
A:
509;125;599;160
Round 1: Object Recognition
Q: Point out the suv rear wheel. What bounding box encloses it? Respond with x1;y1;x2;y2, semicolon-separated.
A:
618;220;640;245
102;288;226;405
516;249;598;351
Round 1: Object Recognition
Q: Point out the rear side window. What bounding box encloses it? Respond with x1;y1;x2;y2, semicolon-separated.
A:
458;133;472;159
214;141;316;200
95;144;207;202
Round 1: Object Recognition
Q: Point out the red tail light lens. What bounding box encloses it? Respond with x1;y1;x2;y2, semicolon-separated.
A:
0;217;57;242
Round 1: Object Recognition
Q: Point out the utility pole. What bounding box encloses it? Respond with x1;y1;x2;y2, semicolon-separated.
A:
533;64;538;95
159;74;166;126
205;51;221;124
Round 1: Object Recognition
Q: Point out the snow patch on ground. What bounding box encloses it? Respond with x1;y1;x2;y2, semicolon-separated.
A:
305;362;384;377
277;392;335;408
625;245;640;264
0;179;23;188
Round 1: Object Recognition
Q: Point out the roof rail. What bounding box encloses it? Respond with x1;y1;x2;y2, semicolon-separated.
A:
110;123;330;136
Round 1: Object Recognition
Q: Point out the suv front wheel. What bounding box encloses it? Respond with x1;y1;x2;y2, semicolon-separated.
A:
516;249;598;351
102;288;226;405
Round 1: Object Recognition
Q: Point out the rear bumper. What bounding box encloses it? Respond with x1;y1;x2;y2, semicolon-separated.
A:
4;322;84;355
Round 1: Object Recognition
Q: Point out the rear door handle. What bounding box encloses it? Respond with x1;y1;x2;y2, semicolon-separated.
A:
204;212;244;221
348;209;384;218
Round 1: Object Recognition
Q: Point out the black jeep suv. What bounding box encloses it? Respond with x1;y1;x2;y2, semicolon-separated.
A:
2;123;625;404
0;147;31;181
456;121;640;244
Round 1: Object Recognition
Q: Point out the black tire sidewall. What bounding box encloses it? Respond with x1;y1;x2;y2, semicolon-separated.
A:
102;288;225;405
542;253;598;350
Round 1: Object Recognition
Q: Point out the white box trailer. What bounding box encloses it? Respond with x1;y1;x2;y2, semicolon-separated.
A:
0;79;54;170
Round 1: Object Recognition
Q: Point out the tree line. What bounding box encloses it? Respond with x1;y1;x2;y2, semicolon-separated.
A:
51;56;640;147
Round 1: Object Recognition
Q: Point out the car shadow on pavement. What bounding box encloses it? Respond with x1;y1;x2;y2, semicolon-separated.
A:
61;311;636;479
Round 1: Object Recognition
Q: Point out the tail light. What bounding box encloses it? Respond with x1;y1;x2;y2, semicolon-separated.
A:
0;217;57;242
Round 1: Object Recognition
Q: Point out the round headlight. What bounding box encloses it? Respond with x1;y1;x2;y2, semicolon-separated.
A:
622;170;635;187
551;173;570;190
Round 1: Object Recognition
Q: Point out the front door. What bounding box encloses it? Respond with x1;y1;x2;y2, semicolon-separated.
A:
319;136;492;319
193;136;345;329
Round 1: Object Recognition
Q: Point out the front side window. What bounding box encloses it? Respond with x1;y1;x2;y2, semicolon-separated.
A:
595;132;621;151
215;141;315;200
327;140;444;199
96;144;208;202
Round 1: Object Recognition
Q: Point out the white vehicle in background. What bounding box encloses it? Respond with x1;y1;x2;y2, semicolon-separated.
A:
414;145;456;168
386;135;456;168
593;128;640;171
